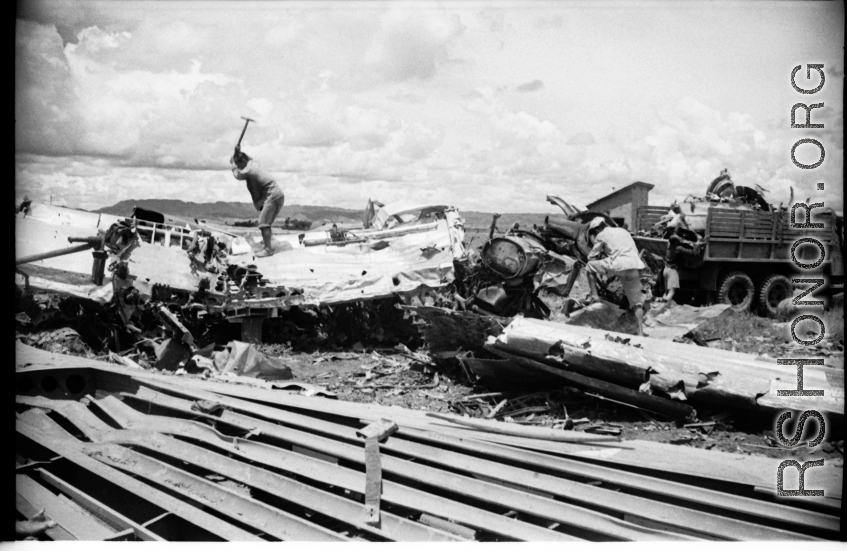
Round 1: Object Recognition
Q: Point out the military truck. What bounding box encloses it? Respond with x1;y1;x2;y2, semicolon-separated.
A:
634;205;844;316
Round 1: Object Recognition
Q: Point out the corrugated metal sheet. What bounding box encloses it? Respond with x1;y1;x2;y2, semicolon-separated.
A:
15;343;840;542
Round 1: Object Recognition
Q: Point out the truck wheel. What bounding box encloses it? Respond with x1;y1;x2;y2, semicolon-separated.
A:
717;271;755;311
758;274;792;318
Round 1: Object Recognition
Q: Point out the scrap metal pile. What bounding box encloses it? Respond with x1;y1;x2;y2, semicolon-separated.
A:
640;169;773;239
14;193;651;371
406;308;843;421
453;195;643;318
15;342;841;541
15;192;842;418
15;199;464;366
15;190;844;541
16;197;464;311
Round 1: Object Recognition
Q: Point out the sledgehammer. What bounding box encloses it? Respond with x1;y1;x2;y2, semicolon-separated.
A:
356;419;398;527
236;116;255;149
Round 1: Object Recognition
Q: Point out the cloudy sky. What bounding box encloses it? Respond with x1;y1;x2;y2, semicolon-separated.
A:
15;0;844;213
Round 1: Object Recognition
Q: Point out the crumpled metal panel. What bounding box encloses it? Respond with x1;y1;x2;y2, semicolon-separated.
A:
17;202;462;308
498;317;844;418
238;218;458;304
16;207;219;305
372;200;449;230
16;204;124;302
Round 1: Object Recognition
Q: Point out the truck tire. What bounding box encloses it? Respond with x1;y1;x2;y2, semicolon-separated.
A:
758;274;792;318
717;271;755;311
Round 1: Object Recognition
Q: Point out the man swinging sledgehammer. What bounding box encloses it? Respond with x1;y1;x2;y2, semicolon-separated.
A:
230;117;285;257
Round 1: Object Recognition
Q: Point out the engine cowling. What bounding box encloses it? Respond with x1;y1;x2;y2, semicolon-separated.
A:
482;234;548;279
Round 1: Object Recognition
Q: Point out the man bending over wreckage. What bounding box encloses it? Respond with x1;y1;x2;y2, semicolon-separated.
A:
583;217;647;336
230;146;285;257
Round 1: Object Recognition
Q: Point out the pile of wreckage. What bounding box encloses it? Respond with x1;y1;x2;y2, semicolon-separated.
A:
15;192;843;541
408;310;842;420
16;198;465;367
638;169;774;239
15;192;843;419
14;193;645;365
634;169;843;270
15;197;465;327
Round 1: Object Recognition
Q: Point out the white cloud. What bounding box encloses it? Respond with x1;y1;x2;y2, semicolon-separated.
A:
634;98;843;209
364;8;465;82
14;3;844;215
567;131;596;146
247;98;273;118
515;79;544;93
15;20;77;156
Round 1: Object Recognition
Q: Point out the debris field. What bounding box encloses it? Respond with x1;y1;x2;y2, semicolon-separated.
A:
15;187;844;541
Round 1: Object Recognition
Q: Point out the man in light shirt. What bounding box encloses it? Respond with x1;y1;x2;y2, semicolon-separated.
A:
583;217;647;336
230;146;285;257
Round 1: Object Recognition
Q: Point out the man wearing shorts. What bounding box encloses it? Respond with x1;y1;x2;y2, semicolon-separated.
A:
584;217;647;336
230;146;284;257
659;226;701;307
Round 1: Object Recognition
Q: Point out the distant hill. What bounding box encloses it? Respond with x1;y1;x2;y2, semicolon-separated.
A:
92;199;564;230
94;199;362;225
461;211;557;231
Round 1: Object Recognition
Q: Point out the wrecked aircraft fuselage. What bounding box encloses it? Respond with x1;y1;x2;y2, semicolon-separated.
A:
16;200;466;343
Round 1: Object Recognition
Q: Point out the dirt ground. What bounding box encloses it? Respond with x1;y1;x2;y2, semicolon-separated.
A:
261;305;844;466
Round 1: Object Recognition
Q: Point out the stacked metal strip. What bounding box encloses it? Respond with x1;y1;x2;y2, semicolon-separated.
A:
15;364;839;541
